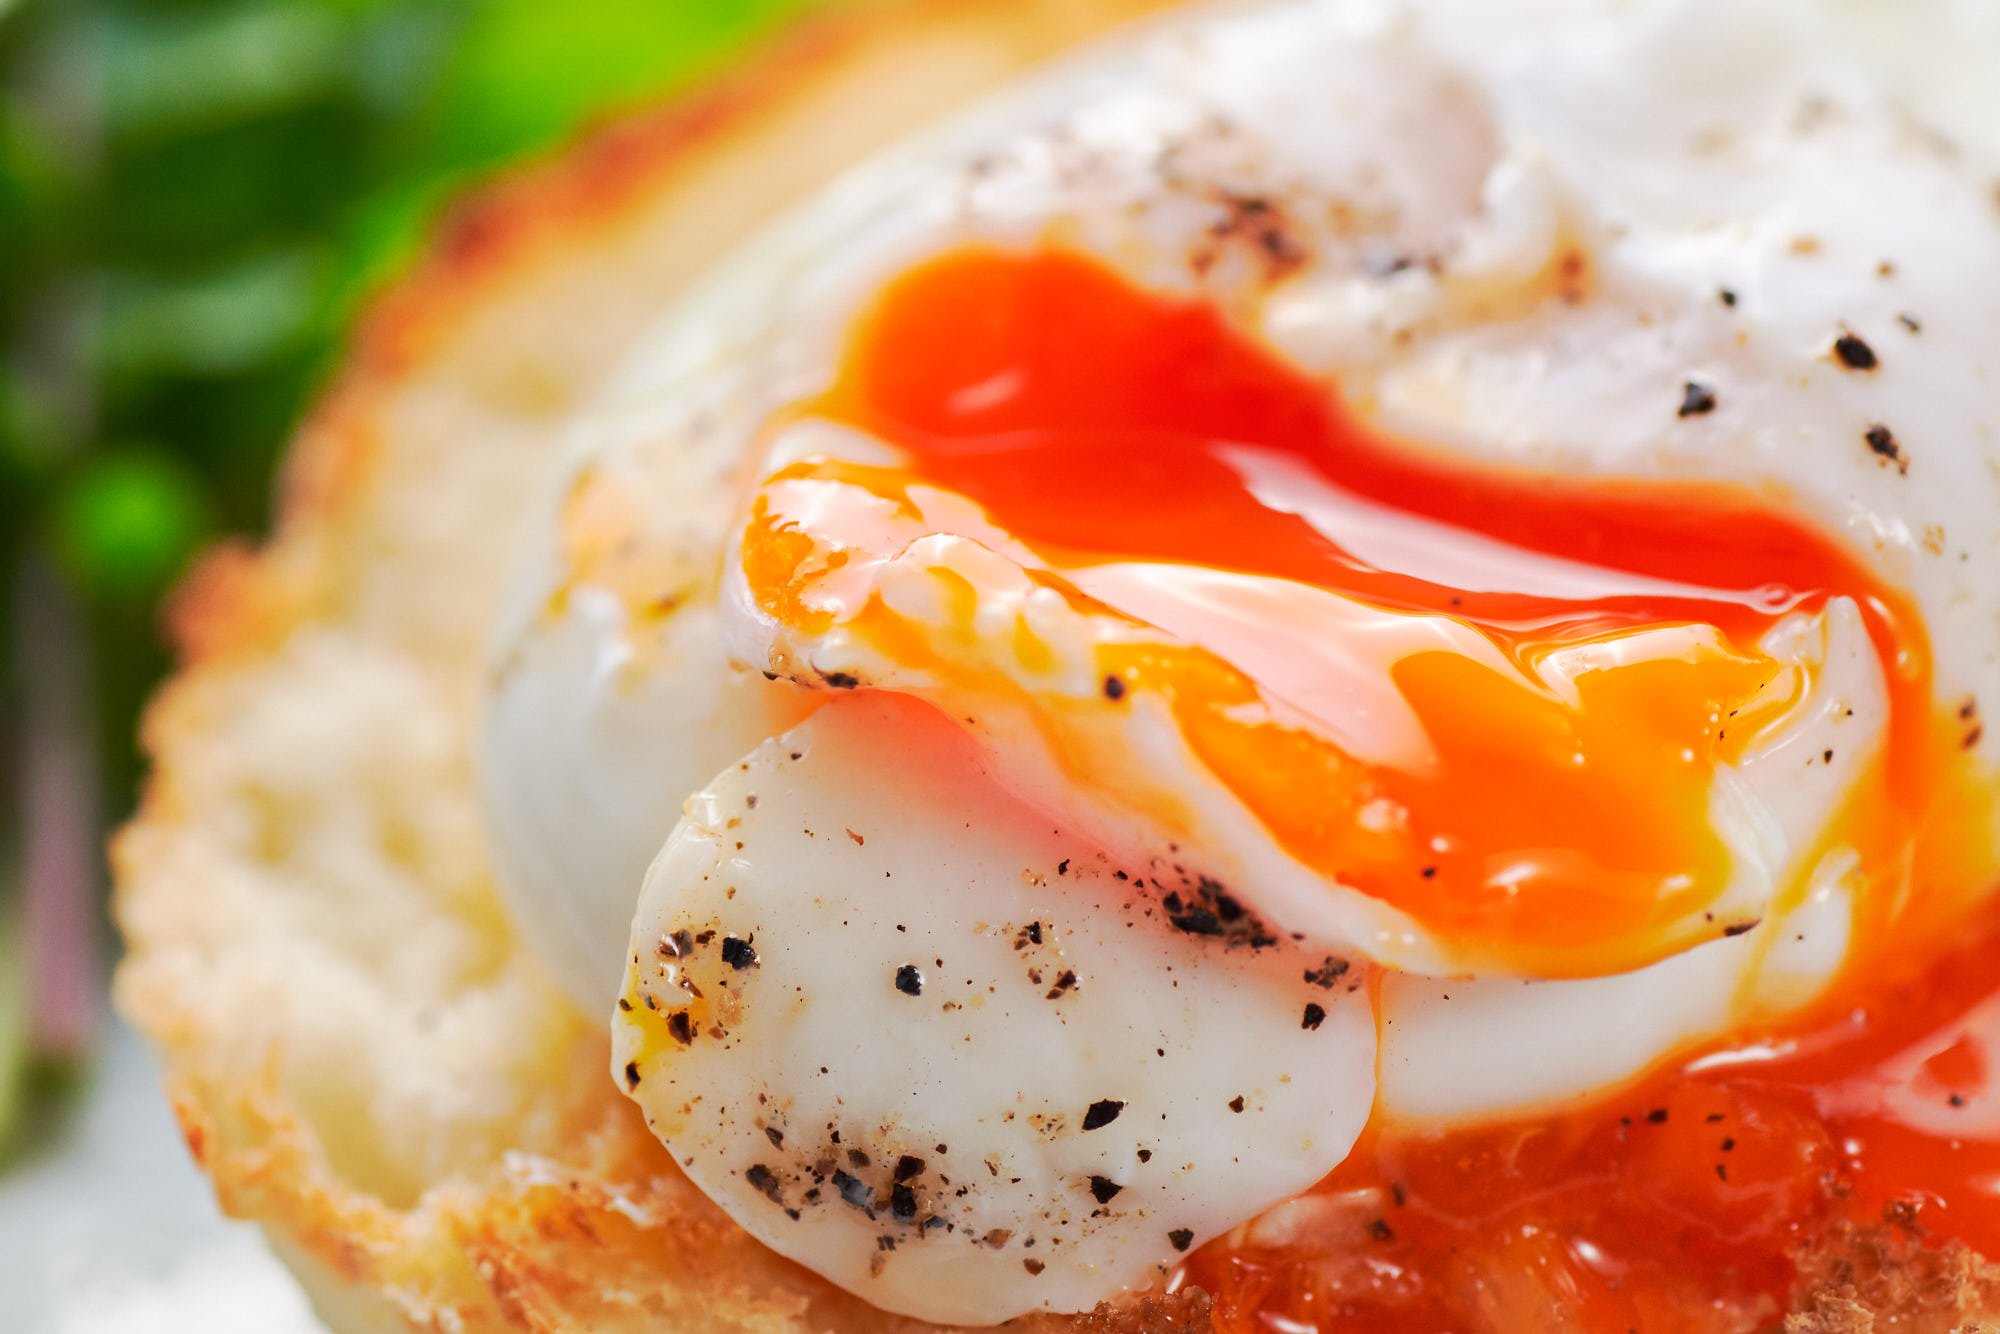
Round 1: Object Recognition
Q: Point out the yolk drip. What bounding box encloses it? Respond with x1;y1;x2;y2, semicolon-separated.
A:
1183;886;2000;1332
742;246;1931;974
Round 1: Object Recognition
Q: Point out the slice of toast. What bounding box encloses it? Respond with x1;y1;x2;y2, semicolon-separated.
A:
110;1;1995;1329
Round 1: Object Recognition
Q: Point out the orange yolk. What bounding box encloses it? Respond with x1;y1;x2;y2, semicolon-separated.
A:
727;245;1997;1328
738;247;1933;975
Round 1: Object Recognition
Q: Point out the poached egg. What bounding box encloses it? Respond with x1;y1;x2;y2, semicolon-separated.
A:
478;0;2000;1322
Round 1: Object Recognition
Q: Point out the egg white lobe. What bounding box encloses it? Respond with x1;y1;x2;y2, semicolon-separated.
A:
612;693;1375;1325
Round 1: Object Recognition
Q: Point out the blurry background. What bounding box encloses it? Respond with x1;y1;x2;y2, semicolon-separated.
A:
0;0;812;1212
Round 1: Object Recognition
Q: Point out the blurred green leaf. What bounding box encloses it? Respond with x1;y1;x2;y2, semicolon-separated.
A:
104;2;354;142
348;4;463;120
417;0;799;170
0;367;72;480
319;0;811;338
48;446;212;601
99;246;329;378
0;100;80;265
323;172;443;310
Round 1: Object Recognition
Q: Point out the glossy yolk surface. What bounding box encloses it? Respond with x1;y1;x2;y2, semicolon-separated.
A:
739;247;1932;974
730;246;1994;1326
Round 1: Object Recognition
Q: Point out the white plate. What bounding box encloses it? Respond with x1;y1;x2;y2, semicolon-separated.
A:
0;1018;322;1333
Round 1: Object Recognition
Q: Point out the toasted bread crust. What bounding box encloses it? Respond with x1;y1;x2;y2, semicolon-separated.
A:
1787;1210;2000;1334
111;1;1994;1329
116;4;1183;1330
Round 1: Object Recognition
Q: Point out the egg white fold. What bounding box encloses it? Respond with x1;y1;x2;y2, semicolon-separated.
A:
612;693;1375;1325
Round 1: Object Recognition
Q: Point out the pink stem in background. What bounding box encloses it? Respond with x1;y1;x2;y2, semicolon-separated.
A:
18;559;99;1062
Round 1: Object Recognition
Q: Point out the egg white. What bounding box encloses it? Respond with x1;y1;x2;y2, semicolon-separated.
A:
612;693;1374;1324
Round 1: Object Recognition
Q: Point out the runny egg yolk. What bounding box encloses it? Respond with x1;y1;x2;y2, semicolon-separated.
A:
737;247;1934;975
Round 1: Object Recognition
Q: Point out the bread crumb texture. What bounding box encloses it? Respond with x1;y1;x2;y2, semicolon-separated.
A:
1785;1208;2000;1333
108;0;1999;1329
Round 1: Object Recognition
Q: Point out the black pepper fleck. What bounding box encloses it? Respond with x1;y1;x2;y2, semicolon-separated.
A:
1865;423;1908;474
1169;1228;1195;1252
1023;1258;1046;1276
1833;332;1878;371
1228;1095;1246;1114
1083;1099;1126;1131
823;671;860;690
1302;1002;1328;1031
1678;381;1718;418
1647;1107;1669;1125
895;1154;926;1182
1304;957;1351;989
666;1011;695;1046
1160;878;1275;948
623;1061;641;1090
1161;893;1221;937
895;965;924;996
832;1169;874;1213
745;1164;784;1204
1103;674;1128;701
890;1183;918;1221
1088;1175;1124;1204
720;936;758;971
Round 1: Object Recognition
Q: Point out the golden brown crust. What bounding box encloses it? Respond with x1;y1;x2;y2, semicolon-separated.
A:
1788;1210;2000;1334
110;0;1998;1329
